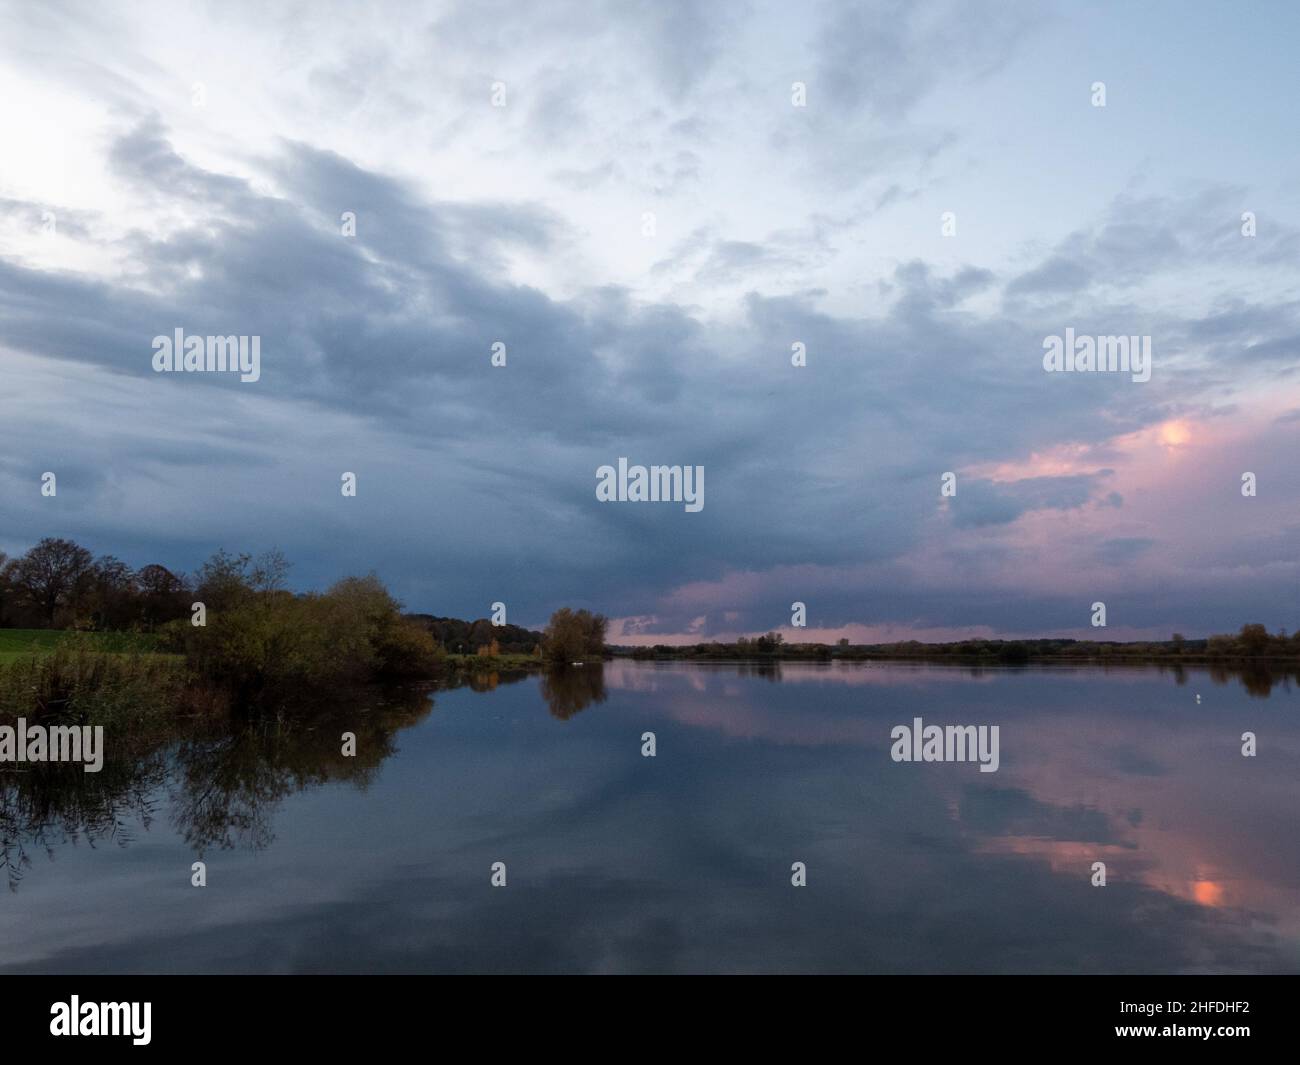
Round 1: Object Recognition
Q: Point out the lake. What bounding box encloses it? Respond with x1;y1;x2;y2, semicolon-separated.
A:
2;660;1297;973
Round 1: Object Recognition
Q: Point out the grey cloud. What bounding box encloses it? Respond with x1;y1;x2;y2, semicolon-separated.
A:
951;474;1101;529
4;101;1300;636
1006;188;1300;309
1095;537;1157;564
814;0;1040;121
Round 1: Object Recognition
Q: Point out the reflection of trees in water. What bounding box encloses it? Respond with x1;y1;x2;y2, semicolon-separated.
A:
5;658;1293;892
1156;662;1296;697
1;754;167;891
0;673;549;886
1204;663;1295;698
439;669;534;695
0;684;436;888
541;665;607;719
959;661;1297;697
736;660;783;682
172;685;435;854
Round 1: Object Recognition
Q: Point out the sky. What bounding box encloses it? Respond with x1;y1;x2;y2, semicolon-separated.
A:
1;0;1298;643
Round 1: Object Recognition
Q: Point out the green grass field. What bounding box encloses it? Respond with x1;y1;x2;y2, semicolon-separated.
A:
0;628;164;663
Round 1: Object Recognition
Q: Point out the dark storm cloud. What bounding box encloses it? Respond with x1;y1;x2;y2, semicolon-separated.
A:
3;103;1299;635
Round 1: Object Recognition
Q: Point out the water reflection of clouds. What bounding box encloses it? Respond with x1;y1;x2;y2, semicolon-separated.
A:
608;661;1300;969
3;662;1296;973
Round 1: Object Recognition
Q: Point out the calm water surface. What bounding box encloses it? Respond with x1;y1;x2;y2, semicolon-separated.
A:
2;660;1297;973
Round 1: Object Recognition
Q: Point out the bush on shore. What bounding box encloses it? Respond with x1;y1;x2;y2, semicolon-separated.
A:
174;567;443;695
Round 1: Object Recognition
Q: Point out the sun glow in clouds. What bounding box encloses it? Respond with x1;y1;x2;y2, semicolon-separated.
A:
1158;419;1192;448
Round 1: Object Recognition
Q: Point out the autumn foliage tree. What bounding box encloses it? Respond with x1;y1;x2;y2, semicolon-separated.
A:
540;608;607;665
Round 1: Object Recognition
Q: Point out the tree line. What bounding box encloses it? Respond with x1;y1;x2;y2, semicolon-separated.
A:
0;538;608;701
0;538;189;630
623;626;1300;663
405;614;542;655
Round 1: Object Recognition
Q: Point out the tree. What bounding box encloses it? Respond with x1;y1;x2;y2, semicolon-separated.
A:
1238;623;1270;657
0;552;11;625
86;555;138;629
193;549;256;613
541;608;607;665
10;537;94;626
136;563;189;629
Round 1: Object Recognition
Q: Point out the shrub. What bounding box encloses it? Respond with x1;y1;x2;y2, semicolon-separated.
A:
182;571;443;693
374;617;444;676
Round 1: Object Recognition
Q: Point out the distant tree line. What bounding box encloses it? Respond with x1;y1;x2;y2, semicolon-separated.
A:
406;610;611;665
405;614;542;655
622;625;1300;663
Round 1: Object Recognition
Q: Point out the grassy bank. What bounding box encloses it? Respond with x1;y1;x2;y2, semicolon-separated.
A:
0;546;588;729
0;631;539;727
0;641;188;729
0;628;164;663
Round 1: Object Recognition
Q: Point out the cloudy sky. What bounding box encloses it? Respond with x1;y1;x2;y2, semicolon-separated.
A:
2;0;1298;642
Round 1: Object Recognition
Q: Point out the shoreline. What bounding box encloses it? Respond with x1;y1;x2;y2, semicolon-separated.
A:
609;649;1300;666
